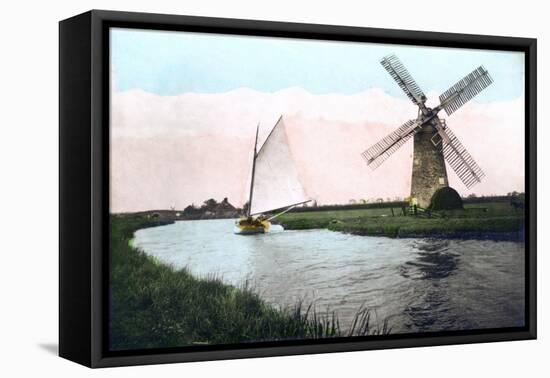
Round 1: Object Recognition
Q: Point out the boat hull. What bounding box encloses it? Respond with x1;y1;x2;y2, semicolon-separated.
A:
234;218;271;235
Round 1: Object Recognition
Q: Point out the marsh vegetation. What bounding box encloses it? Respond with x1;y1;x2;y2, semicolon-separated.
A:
278;201;524;240
110;215;388;351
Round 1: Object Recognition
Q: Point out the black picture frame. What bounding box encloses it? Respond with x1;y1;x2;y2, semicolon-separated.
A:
59;9;537;368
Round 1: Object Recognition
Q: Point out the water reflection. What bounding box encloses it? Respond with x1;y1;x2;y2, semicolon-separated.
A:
400;240;459;280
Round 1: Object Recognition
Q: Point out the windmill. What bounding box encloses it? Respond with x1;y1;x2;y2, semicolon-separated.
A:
362;54;493;208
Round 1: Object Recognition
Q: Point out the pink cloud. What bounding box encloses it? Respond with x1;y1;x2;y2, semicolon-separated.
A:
110;88;525;212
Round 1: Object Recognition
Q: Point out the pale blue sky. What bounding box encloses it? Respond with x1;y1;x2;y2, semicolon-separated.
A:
111;28;524;102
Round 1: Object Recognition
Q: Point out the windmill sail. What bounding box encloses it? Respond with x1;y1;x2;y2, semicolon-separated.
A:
362;119;420;169
249;116;309;216
439;66;493;116
360;53;490;205
437;122;485;188
381;54;426;105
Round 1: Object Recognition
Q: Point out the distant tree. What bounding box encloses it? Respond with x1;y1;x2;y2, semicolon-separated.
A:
183;204;199;215
312;200;318;207
203;198;218;209
467;193;477;199
349;199;357;204
376;198;384;203
510;192;525;211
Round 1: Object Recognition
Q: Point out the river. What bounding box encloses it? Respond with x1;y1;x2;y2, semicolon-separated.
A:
133;218;525;334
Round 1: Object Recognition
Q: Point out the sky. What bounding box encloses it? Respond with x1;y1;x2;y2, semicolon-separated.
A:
111;28;524;100
109;27;525;212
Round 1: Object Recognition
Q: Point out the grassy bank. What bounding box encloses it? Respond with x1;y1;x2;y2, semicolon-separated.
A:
278;202;524;240
110;215;387;351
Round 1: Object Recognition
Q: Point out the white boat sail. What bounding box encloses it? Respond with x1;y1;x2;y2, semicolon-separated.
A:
235;115;310;234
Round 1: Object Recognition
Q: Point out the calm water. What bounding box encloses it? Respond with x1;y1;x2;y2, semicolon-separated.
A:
133;219;525;334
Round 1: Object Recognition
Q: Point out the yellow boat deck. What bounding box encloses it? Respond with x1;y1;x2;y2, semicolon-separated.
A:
234;217;271;235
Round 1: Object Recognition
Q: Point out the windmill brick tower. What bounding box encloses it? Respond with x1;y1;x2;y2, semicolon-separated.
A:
362;55;492;208
410;121;449;208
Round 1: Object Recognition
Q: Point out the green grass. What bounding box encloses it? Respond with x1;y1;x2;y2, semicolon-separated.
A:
278;202;524;240
278;208;396;229
110;215;388;351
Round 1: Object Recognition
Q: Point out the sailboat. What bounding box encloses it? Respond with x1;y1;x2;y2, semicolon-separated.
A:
234;115;311;235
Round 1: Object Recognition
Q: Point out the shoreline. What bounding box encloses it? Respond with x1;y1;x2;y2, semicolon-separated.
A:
119;211;525;242
110;214;385;351
327;227;525;242
278;203;525;242
109;208;522;351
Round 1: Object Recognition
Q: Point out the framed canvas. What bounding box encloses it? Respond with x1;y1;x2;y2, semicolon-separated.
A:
59;10;537;368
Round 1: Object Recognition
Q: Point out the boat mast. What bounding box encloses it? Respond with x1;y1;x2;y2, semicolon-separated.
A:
247;124;260;217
